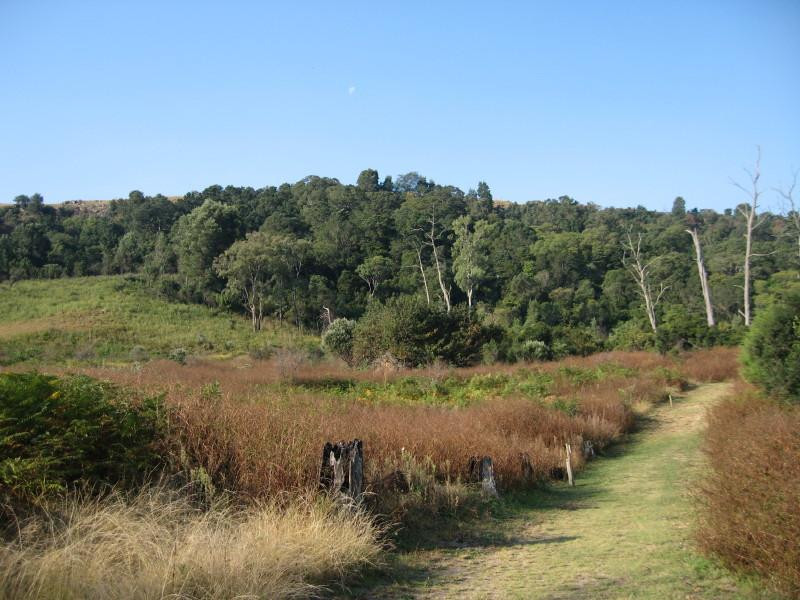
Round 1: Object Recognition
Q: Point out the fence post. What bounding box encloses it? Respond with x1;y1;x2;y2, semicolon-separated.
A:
565;443;574;486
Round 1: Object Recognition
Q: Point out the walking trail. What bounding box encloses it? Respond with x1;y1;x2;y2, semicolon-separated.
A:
358;382;774;599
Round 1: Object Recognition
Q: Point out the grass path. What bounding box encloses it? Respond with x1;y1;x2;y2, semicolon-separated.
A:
355;383;775;599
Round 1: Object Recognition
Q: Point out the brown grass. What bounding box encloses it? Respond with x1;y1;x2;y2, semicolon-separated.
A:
163;364;671;503
697;380;800;596
0;488;382;600
678;347;740;382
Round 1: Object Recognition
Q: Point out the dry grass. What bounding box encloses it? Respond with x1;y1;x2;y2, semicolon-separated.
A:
0;488;382;600
697;380;800;596
163;363;672;503
678;346;740;382
57;349;743;507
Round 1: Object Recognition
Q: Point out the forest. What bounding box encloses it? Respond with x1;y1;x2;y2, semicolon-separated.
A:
2;166;799;364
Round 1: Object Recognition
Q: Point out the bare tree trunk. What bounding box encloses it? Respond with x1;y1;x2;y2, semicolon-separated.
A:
416;247;431;305
686;227;715;326
430;235;451;313
622;233;668;333
466;288;473;312
733;147;766;327
775;169;800;271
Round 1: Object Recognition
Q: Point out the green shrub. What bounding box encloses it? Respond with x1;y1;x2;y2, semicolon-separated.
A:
321;318;356;365
351;297;500;367
0;372;165;501
741;286;800;402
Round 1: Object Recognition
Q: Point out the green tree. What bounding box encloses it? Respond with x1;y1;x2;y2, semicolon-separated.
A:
741;284;800;402
355;255;393;297
452;216;488;312
214;231;274;331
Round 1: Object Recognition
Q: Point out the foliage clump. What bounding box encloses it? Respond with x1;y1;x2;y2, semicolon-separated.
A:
351;296;500;367
0;372;164;501
741;284;800;402
321;318;357;365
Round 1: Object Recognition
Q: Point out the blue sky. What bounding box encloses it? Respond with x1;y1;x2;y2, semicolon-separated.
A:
1;1;798;212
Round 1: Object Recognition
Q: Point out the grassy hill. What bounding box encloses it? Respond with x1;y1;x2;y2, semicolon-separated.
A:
0;276;317;366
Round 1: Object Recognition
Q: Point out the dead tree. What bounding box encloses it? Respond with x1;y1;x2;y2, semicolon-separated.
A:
414;204;452;312
732;147;770;326
622;232;669;333
685;224;715;326
319;440;364;502
775;168;800;267
415;246;432;305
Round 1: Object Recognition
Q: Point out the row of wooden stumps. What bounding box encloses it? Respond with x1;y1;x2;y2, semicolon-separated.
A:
318;439;594;502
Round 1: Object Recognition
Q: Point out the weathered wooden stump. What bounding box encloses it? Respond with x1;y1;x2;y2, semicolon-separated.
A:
468;455;499;497
520;452;534;482
582;440;595;460
319;439;364;502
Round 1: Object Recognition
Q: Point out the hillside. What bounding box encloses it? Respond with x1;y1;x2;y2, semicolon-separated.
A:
0;275;315;366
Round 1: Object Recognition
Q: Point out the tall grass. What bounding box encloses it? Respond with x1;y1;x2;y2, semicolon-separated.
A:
696;381;800;596
0;488;382;600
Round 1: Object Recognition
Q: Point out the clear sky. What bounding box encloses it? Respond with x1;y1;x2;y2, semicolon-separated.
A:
1;1;798;212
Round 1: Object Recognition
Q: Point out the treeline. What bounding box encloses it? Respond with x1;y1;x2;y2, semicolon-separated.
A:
2;168;799;362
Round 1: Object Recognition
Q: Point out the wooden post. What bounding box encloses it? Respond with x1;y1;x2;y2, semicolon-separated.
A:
565;443;574;486
669;393;673;408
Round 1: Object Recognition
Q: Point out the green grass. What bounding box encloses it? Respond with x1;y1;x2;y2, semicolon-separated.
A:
0;276;318;366
351;383;782;599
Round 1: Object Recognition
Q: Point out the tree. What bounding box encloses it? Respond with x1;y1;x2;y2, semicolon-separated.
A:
356;169;380;192
671;196;686;217
732;147;770;326
213;231;273;331
452;216;488;313
775;169;799;266
622;232;669;333
685;211;715;326
741;284;800;402
173;199;239;300
355;255;393;297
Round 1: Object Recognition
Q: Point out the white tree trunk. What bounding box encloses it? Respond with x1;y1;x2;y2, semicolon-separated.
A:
687;228;715;327
623;233;667;334
416;247;431;305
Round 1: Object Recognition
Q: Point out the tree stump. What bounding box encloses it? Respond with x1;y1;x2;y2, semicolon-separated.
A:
520;452;534;482
468;455;499;497
582;440;595;460
319;439;364;502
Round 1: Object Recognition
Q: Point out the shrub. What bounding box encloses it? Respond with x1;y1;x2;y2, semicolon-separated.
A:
741;285;800;402
0;372;164;501
322;318;356;365
697;386;800;595
351;297;499;367
169;347;188;364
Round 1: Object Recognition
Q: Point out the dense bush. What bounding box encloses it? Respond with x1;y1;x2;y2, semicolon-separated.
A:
697;385;800;595
0;372;165;501
351;297;500;367
321;318;356;365
741;285;800;402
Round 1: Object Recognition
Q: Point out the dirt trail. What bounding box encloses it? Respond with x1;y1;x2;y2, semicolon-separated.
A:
361;382;772;599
